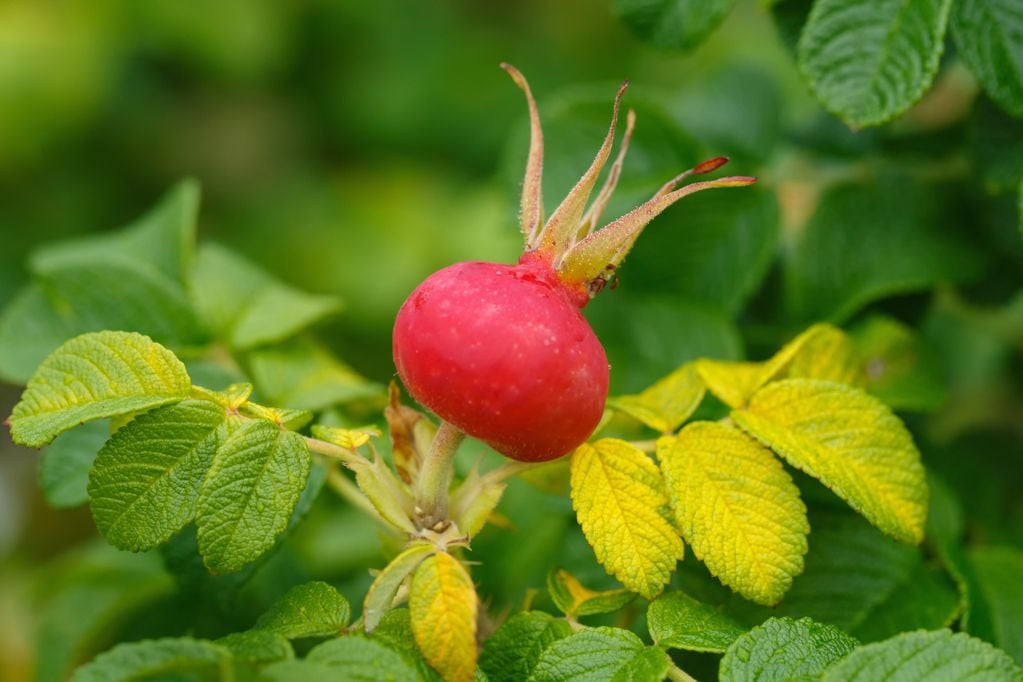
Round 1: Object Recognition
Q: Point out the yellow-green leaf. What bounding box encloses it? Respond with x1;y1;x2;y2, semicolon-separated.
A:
311;424;380;450
364;543;434;633
547;568;634;618
733;379;927;544
696;324;832;409
9;331;191;447
610;363;705;433
570;439;684;599
787;324;864;387
658;422;808;605
410;552;477;682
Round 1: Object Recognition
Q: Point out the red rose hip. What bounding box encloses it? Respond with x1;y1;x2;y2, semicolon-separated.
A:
393;64;754;462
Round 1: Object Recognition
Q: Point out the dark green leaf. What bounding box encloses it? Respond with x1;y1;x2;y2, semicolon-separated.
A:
785;178;984;322
822;629;1023;681
88;400;226;552
196;420;311;573
952;0;1023;118
963;547;1023;665
648;591;746;653
305;636;418;680
70;637;231;682
611;0;737;51
370;608;443;682
719;617;858;682
480;611;572;682
798;0;953;127
39;421;109;508
216;630;293;664
254;581;351;639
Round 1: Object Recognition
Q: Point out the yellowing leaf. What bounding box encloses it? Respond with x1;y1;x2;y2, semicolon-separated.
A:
610;363;705;433
658;422;808;606
410;552;478;682
311;424;381;450
733;379;927;544
547;568;634;618
787;324;864;387
696;324;833;409
570;439;684;599
364;543;434;633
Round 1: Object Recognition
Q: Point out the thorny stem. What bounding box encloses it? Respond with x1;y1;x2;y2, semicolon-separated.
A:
414;421;466;527
666;665;698;682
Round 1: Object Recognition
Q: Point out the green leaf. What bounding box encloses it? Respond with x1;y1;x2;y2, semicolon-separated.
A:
38;420;108;508
822;629;1023;681
719;617;858;682
196;420;311;574
547;568;635;618
246;338;383;411
970;97;1023;194
254;581;351;639
658;422;809;605
733;379;928;544
852;315;946;412
648;591;746;653
787;323;864;387
480;612;573;682
952;0;1023;118
529;627;670;682
192;243;341;350
798;0;953;127
611;0;737;51
31;180;199;285
364;544;435;633
371;608;444;682
964;547;1023;664
88;400;225;551
624;187;780;315
9;331;192;448
609;362;705;433
570;439;684;599
0;284;79;384
785;178;983;323
307;636;419;679
216;630;293;664
70;637;231;682
730;512;958;641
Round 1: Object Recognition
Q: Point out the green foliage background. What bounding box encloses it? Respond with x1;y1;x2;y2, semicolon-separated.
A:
0;1;1020;680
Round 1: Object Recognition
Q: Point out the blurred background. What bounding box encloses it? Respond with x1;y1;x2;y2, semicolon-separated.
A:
1;1;1021;680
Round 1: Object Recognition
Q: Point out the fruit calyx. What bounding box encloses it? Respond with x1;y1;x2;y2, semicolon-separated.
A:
502;63;757;302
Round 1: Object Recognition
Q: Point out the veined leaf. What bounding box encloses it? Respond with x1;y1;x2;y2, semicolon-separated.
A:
410;552;477;682
720;617;858;682
216;630;293;664
570;439;684;599
733;379;928;544
255;581;351;639
648;591;746;653
659;422;808;605
39;420;108;508
88;400;225;552
611;0;737;51
192;243;340;351
952;0;1023;118
696;323;831;409
364;544;435;633
798;0;953;127
196;420;311;573
9;331;192;447
609;362;705;433
529;627;671;682
480;612;573;682
547;568;634;618
306;636;419;679
311;423;380;450
822;629;1023;681
70;637;231;682
787;323;864;387
241;402;313;431
371;608;444;682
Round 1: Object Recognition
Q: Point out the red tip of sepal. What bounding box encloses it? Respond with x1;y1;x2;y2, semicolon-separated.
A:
693;156;730;174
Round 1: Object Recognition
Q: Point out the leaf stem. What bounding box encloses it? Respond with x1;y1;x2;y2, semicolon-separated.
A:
666;664;697;682
414;421;465;528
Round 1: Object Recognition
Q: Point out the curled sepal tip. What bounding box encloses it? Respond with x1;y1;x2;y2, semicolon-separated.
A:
502;63;545;243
